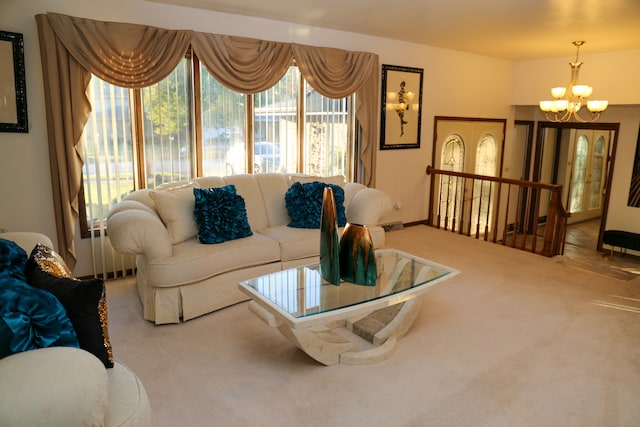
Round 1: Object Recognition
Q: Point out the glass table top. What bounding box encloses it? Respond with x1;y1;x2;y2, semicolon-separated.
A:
239;249;458;319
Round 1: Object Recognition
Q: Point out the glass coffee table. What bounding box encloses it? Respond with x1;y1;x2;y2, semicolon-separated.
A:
238;249;459;365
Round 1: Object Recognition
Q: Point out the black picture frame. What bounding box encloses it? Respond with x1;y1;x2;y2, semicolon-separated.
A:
380;64;423;150
0;30;28;133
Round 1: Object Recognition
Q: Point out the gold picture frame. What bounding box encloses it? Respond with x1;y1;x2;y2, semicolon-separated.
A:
380;64;423;150
0;30;28;133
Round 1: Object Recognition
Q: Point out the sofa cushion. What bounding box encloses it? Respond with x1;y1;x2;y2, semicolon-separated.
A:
149;183;199;244
223;174;270;231
193;185;253;244
285;182;347;228
141;233;281;288
258;225;334;262
25;244;114;368
255;173;292;227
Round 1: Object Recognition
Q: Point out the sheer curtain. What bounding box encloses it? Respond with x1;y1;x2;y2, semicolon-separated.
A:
36;12;378;269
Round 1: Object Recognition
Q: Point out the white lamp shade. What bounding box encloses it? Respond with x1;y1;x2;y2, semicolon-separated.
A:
539;101;554;112
572;85;592;97
587;100;608;112
551;87;566;98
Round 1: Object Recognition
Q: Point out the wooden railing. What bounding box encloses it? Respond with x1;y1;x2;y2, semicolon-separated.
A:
425;166;570;257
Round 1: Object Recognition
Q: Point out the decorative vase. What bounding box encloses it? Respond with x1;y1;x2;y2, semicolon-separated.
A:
319;187;341;286
339;223;377;286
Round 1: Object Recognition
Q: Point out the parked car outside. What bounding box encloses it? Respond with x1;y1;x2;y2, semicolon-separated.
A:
225;142;284;175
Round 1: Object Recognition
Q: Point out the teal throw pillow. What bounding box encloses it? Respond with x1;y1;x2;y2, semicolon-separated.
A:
285;181;347;229
0;276;79;359
193;185;253;244
0;238;28;281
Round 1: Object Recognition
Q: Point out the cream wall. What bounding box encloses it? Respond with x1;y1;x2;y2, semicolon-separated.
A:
0;0;636;275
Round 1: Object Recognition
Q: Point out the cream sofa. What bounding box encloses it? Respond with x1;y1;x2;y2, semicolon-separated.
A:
107;173;393;325
0;232;151;427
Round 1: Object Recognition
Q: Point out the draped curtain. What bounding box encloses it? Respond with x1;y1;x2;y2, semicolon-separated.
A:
35;12;379;268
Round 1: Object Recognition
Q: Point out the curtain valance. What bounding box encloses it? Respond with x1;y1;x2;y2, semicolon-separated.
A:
191;33;293;94
46;12;192;88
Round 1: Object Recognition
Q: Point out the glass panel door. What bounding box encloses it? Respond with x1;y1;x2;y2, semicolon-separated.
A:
567;130;610;223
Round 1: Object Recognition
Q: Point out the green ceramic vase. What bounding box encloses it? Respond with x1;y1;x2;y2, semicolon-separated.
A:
319;187;341;286
339;223;377;286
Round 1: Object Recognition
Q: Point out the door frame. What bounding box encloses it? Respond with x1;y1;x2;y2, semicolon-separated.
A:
533;121;620;251
432;116;507;176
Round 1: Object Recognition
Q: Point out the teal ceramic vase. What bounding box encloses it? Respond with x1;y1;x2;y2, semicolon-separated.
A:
339;223;377;286
319;187;341;286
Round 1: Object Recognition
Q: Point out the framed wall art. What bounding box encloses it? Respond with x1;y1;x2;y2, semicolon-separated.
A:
380;64;423;150
0;30;28;133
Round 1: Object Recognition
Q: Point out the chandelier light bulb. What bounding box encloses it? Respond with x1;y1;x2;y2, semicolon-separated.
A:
551;87;566;98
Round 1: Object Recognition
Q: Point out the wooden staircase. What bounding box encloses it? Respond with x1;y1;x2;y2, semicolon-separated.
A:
426;165;570;257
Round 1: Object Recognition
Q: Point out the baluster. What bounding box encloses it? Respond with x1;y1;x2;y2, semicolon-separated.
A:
501;183;512;246
530;187;542;253
520;186;532;250
444;175;452;231
451;175;460;232
437;174;444;229
491;181;502;243
484;181;492;241
475;178;484;239
512;186;523;248
459;177;467;235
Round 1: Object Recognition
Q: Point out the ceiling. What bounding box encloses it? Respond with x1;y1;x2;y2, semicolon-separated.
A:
150;0;640;60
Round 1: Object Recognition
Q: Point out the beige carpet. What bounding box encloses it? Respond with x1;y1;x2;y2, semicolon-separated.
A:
560;258;640;281
106;225;640;427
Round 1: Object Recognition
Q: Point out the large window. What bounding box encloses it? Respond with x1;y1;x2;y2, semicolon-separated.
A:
80;56;354;235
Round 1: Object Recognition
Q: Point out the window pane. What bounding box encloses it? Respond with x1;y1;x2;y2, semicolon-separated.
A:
200;65;246;176
303;81;350;177
253;66;299;174
141;58;192;188
82;76;134;225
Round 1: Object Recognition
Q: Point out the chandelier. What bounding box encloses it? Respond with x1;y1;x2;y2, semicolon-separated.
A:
539;41;608;123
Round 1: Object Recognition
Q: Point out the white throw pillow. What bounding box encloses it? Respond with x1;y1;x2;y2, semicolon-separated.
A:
150;183;199;244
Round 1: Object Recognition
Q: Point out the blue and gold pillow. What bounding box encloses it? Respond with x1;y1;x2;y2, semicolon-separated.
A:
25;244;114;368
193;185;253;244
285;181;347;229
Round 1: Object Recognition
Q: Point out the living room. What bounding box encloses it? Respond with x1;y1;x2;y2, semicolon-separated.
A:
2;0;640;425
1;0;639;278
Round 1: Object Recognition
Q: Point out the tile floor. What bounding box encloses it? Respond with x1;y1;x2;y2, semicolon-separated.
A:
563;218;640;272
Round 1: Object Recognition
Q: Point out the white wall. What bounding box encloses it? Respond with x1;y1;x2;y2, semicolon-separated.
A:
2;0;636;275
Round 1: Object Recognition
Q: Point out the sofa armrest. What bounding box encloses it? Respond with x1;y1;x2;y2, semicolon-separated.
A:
0;347;109;426
0;232;53;253
107;200;172;260
346;187;393;226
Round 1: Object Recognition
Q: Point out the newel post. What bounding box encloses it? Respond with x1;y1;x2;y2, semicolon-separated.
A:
541;188;561;256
